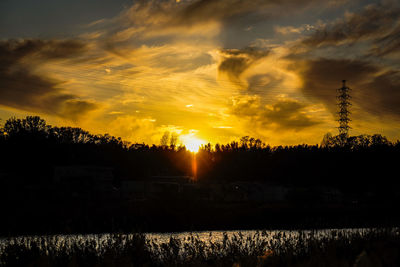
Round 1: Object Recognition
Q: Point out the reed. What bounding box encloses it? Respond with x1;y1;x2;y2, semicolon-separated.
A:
1;228;399;266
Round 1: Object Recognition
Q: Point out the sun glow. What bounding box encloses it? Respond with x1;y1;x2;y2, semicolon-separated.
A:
182;136;205;153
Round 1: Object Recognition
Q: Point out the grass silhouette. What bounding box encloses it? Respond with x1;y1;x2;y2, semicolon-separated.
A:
1;228;399;266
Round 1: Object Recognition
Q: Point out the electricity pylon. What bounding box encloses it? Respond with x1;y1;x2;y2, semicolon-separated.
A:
337;80;351;145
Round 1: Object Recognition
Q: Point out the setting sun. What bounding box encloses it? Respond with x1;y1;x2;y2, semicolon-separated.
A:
1;1;400;264
181;136;205;153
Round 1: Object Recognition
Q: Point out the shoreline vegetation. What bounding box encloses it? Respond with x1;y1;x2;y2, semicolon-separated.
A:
1;228;399;266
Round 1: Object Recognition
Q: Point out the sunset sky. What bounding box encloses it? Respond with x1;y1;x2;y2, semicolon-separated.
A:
1;0;399;146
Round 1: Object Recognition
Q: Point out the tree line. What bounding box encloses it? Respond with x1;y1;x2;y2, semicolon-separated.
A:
1;115;400;235
0;115;399;191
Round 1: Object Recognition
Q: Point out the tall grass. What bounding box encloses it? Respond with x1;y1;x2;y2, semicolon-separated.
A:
1;228;399;266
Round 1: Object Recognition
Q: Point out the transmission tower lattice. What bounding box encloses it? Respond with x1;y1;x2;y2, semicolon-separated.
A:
337;80;351;143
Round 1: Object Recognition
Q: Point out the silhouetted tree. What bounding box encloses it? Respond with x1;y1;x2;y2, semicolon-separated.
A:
160;131;170;147
170;132;178;148
1;115;400;235
0;115;398;190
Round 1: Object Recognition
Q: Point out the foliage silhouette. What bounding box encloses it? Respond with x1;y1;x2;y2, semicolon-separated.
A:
1;229;399;266
0;115;399;234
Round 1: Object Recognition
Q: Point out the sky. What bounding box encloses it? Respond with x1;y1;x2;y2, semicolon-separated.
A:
1;0;399;146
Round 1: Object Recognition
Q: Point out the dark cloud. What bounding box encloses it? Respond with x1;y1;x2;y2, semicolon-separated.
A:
292;2;400;121
230;95;260;117
230;95;320;131
294;58;400;119
369;25;400;56
262;100;320;130
173;0;263;26
173;0;318;26
101;0;328;56
0;39;88;62
123;0;315;27
247;74;284;94
61;100;99;121
0;39;98;120
301;3;400;56
294;58;377;112
360;70;400;116
218;47;269;86
110;0;318;42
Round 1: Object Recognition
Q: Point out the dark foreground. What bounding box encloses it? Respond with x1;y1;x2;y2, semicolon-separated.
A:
1;228;399;266
1;116;400;236
2;196;400;235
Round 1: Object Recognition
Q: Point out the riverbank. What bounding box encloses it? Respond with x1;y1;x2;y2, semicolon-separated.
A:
1;228;399;266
